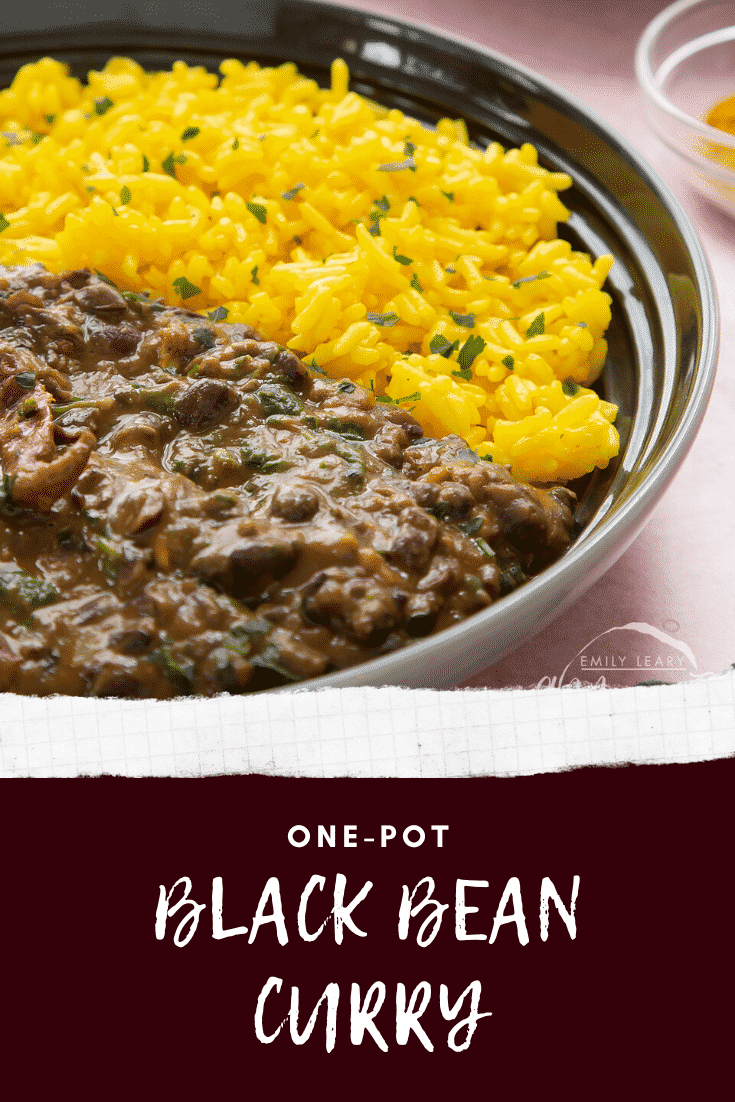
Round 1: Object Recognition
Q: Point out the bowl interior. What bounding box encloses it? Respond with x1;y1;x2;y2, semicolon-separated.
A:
0;0;718;688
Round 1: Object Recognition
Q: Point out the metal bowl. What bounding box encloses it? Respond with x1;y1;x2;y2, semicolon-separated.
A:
0;0;719;690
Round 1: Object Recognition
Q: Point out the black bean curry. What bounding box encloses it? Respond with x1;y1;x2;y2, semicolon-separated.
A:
0;265;575;697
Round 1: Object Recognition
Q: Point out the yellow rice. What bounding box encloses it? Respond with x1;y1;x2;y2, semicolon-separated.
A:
0;55;619;482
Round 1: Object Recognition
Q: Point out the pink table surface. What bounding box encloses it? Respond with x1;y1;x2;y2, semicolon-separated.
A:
323;0;734;688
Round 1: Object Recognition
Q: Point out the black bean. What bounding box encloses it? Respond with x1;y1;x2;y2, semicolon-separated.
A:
174;379;240;430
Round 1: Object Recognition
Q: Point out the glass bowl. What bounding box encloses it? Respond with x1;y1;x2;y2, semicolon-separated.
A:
636;0;735;215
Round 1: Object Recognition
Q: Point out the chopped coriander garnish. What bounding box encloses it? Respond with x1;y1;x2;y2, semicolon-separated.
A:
192;327;216;349
368;220;381;236
377;157;416;172
21;397;38;416
502;354;514;369
337;380;356;393
0;214;10;233
161;152;177;178
281;182;305;200
44;114;56;125
93;269;117;287
111;207;119;216
172;276;201;300
374;195;390;212
120;185;131;205
232;137;240;150
392;247;412;265
459;516;483;537
429;334;458;357
410;273;423;293
441;190;454;202
526;312;545;338
308;358;327;375
94;96;114;116
181;126;200;141
577;321;587;328
449;311;475;328
473;537;496;559
562;379;580;396
207;306;228;322
404;138;416;156
375;390;421;407
512;270;550;288
246;202;267;224
15;372;36;390
454;334;486;376
293;235;302;245
30;132;44;145
142;154;150;172
366;311;400;327
251;265;260;284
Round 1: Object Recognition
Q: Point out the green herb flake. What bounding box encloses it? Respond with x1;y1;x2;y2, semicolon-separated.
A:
250;643;302;682
366;311;400;328
161;152;177;178
441;190;454;202
93;268;117;287
392;247;413;266
192;327;216;350
526;312;545;338
246;201;267;224
404;138;416;156
512;270;550;288
150;640;195;694
337;380;356;393
459;516;483;537
181;126;200;141
374;195;390;212
368;220;381;237
207;306;228;322
429;334;458;358
21;397;38;416
251;265;260;285
455;334;486;375
293;235;302;245
410;273;423;293
232;137;240;151
0;568;59;620
94;96;114;116
473;537;496;560
281;182;305;201
14;371;36;390
449;311;475;328
172;276;201;300
142;154;150;172
44;114;56;125
307;358;327;376
501;354;514;370
377;157;416;172
30;132;44;145
0;213;10;233
577;321;587;328
120;185;131;205
562;379;580;396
